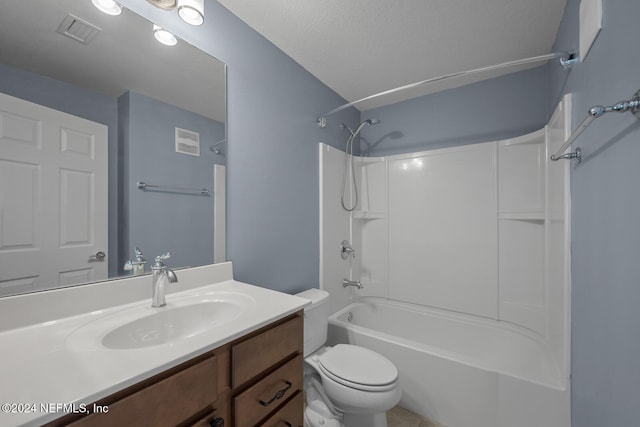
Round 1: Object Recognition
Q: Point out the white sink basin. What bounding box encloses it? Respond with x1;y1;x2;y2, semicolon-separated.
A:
103;300;241;349
67;290;256;350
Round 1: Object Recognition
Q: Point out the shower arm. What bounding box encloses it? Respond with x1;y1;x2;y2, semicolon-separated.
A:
317;51;577;127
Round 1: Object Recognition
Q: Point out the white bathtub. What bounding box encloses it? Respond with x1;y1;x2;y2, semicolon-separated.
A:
327;297;570;427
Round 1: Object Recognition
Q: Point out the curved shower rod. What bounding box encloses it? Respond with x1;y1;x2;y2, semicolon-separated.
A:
317;50;578;127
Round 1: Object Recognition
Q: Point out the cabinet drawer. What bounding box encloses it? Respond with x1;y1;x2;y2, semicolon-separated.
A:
232;314;302;387
68;354;218;427
261;391;304;427
233;354;303;427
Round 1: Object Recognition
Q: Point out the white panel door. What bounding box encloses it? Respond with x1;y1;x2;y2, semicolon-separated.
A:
0;93;108;296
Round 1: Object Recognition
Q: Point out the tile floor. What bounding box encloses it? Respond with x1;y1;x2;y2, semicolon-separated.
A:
387;406;446;427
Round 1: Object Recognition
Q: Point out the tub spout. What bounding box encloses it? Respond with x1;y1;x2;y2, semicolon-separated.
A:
342;279;363;289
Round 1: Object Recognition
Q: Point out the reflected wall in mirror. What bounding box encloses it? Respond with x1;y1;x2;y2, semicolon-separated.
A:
0;0;226;297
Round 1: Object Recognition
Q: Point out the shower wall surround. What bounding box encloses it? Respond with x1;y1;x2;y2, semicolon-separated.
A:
321;95;571;380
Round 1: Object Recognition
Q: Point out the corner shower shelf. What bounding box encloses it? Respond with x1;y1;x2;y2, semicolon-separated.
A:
498;210;545;221
353;211;385;220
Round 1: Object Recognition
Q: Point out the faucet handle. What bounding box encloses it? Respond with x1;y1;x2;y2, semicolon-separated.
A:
133;247;145;262
152;252;172;269
340;240;355;260
155;252;171;263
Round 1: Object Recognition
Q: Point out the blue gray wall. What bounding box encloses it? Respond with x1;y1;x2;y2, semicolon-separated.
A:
360;66;549;156
8;1;638;423
118;0;359;293
0;63;120;276
549;1;640;426
119;91;224;272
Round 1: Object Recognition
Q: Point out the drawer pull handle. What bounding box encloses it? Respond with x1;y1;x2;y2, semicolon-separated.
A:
259;381;292;406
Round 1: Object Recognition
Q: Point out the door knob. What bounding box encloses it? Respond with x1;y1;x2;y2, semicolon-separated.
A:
89;251;106;262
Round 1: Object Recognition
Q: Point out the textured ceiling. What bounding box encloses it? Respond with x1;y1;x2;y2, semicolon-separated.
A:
217;0;567;111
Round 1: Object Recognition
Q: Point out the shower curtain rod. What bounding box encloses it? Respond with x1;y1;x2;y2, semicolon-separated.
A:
317;51;577;126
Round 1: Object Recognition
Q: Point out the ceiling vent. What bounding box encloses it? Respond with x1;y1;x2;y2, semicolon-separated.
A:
56;14;102;45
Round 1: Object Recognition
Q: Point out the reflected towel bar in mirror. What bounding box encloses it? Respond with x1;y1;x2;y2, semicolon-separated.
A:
137;181;210;196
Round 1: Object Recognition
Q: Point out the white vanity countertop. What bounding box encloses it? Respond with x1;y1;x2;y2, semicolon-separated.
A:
0;264;309;426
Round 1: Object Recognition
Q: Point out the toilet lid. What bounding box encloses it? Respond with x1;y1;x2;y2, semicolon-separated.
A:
317;344;398;388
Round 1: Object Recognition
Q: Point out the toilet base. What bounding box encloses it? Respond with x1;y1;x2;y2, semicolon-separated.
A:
304;406;342;427
304;405;389;427
343;412;388;427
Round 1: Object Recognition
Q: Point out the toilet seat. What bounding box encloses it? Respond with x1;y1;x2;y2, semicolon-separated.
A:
316;344;398;392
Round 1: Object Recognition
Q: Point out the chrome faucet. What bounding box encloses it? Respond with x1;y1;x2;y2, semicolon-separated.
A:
151;252;178;308
342;278;363;290
340;240;356;260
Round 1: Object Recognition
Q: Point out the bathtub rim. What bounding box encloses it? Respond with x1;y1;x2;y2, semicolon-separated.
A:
328;296;568;391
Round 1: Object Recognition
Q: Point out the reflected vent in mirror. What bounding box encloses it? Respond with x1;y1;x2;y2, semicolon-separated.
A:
175;127;200;156
56;14;102;45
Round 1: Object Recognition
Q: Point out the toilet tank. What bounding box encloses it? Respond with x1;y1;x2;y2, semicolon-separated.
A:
295;288;330;356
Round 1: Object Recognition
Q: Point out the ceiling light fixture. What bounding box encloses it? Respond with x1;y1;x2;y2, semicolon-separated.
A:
146;0;204;26
153;25;178;46
177;0;204;26
91;0;123;16
145;0;177;11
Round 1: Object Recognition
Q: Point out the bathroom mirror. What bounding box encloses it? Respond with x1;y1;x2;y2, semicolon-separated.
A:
0;0;226;297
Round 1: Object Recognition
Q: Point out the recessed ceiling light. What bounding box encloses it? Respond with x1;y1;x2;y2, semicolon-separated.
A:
146;0;177;11
177;0;204;26
91;0;123;16
153;25;178;46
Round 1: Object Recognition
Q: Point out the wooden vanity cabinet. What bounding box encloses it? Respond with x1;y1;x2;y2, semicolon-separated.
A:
60;348;227;427
230;312;304;427
49;311;303;427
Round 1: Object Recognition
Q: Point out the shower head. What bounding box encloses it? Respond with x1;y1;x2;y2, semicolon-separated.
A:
341;119;380;138
352;118;380;137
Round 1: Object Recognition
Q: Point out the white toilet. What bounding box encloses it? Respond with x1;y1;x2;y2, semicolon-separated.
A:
296;289;401;427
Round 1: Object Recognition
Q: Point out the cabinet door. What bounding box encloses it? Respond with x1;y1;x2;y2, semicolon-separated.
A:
189;398;229;427
68;355;218;427
261;392;304;427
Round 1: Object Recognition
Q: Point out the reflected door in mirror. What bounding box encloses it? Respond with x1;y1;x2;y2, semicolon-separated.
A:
0;93;108;296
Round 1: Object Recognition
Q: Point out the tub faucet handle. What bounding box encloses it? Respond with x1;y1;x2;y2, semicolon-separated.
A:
340;240;355;260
